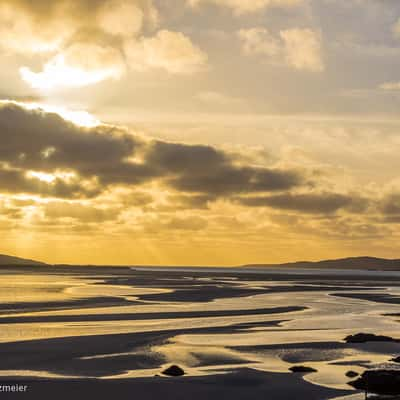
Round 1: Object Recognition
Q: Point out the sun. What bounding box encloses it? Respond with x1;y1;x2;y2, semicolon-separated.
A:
19;51;123;91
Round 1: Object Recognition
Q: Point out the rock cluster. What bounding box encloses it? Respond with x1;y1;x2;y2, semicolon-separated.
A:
162;365;185;377
344;333;397;343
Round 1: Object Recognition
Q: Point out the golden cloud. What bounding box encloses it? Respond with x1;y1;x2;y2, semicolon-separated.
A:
124;30;208;74
188;0;303;15
0;0;207;91
238;27;324;72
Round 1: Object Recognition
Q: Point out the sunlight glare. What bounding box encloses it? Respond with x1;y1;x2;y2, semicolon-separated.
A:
23;102;100;127
27;171;56;184
20;54;122;91
26;170;76;184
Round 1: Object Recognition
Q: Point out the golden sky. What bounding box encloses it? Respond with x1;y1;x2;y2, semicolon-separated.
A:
1;0;400;265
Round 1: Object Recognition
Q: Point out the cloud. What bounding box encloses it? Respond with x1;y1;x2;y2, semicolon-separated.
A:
195;91;244;106
0;103;139;174
20;43;125;90
0;199;23;219
1;108;399;263
146;140;304;195
380;193;400;216
379;81;400;90
166;194;215;210
0;101;153;194
124;30;208;74
166;216;208;231
0;0;206;91
44;202;121;222
0;2;73;54
237;192;368;214
238;27;324;72
118;190;155;207
238;28;280;57
0;0;158;52
393;17;400;39
146;140;229;174
168;165;304;195
6;100;397;255
280;29;324;72
96;0;157;37
0;101;307;199
187;0;303;15
0;167;99;199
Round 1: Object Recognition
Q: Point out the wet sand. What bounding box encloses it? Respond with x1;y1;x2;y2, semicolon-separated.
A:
1;265;400;399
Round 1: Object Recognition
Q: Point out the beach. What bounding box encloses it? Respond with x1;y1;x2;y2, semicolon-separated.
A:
1;265;400;399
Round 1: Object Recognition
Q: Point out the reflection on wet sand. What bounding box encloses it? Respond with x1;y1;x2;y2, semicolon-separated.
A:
2;265;400;399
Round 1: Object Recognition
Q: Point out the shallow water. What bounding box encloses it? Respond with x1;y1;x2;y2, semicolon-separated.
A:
1;266;400;398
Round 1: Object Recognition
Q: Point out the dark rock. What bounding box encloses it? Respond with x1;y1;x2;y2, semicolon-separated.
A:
344;333;397;343
392;356;400;363
289;365;317;373
349;369;400;395
345;371;359;378
162;365;185;377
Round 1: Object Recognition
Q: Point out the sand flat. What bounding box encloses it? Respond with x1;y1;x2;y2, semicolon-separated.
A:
1;266;400;399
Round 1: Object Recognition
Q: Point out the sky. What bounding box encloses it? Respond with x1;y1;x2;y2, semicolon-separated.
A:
1;0;400;265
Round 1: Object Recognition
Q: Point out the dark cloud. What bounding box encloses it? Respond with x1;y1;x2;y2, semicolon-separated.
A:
146;141;228;174
238;192;369;214
147;140;303;195
44;202;121;223
378;193;400;224
381;193;400;215
0;102;306;200
0;103;156;194
169;165;303;195
0;167;99;198
0;103;140;170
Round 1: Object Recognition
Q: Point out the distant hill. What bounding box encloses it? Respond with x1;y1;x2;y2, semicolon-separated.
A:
0;254;47;266
243;256;400;271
